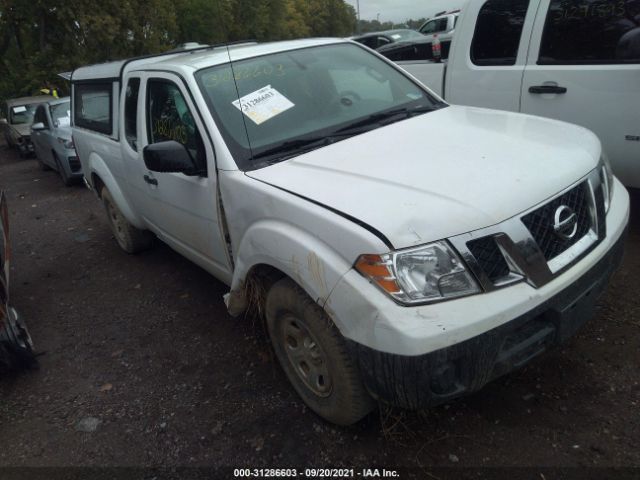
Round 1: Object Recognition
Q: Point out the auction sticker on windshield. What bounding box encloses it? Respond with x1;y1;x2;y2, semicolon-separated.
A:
232;85;294;125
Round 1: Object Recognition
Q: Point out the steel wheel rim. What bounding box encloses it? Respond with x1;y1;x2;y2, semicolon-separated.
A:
281;314;332;397
107;202;127;245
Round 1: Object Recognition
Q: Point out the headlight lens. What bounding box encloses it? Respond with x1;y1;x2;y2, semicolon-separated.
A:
601;154;614;213
355;241;481;305
58;137;74;149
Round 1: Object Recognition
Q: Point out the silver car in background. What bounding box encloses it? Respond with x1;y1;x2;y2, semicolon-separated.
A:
31;97;82;186
1;95;51;157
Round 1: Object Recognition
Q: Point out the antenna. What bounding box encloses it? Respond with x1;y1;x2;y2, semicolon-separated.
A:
214;0;255;161
226;46;255;162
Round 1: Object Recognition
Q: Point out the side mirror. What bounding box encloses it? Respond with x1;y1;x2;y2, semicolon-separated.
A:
31;122;46;131
0;118;7;125
143;141;198;175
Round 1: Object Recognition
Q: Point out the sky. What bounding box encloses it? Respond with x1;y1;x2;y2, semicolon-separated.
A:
344;0;463;23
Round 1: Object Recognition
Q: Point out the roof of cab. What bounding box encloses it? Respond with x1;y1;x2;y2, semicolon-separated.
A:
71;38;346;81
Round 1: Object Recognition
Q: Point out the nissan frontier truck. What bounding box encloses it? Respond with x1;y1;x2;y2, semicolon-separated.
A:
71;39;629;425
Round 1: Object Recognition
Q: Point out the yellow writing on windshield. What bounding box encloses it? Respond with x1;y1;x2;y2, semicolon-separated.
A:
203;64;286;88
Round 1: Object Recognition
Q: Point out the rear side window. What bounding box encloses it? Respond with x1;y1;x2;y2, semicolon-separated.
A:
421;18;448;34
471;0;530;66
74;83;112;135
539;0;640;64
124;78;140;150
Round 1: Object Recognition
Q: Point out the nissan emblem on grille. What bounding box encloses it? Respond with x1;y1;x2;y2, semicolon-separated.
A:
553;205;578;240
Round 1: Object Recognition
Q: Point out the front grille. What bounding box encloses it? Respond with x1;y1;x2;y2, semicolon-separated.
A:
521;182;592;261
68;156;81;172
467;236;510;282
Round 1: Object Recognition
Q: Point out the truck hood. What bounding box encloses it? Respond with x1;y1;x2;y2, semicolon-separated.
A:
246;105;601;250
11;124;31;137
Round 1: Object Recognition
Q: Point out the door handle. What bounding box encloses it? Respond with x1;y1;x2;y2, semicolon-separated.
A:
143;174;158;186
529;85;567;94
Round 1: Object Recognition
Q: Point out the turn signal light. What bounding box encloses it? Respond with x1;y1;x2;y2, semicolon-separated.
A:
355;254;401;294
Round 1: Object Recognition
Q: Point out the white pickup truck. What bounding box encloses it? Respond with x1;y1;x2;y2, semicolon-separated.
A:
71;38;629;425
394;0;640;187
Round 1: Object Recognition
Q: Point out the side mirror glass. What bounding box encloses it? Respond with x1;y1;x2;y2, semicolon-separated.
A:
31;122;46;131
143;141;198;175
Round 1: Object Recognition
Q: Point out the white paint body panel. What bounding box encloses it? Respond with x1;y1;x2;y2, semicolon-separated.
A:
395;61;445;96
248;105;601;249
398;0;640;187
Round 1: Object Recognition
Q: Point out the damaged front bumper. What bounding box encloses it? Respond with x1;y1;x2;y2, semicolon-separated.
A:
348;230;625;409
325;177;629;410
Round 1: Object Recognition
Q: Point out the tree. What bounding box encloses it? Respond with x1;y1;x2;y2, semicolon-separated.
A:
0;0;361;106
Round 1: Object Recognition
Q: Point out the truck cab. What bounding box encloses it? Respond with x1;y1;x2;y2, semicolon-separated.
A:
418;11;460;40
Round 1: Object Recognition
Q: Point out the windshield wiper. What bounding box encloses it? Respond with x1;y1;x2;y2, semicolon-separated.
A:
335;104;435;135
250;105;437;164
252;136;331;161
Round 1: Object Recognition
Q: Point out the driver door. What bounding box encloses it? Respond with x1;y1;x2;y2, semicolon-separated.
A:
137;73;232;279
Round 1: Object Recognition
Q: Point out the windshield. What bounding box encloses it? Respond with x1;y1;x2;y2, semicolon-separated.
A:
9;104;37;125
50;101;71;127
196;43;444;170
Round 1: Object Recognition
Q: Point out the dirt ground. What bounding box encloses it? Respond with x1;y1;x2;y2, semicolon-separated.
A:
0;144;639;477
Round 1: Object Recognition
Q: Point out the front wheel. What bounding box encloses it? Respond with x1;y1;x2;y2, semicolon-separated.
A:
266;278;375;425
101;187;153;254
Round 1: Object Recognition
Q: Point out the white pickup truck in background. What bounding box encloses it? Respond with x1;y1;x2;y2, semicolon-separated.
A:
417;10;461;44
393;0;640;188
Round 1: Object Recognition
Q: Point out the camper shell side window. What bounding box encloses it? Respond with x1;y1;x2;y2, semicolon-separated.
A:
73;82;114;135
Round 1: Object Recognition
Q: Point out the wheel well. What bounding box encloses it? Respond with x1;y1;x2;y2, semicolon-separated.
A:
236;264;287;318
92;173;105;198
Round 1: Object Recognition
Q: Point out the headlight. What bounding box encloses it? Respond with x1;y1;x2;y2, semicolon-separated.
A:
600;154;614;213
355;241;481;305
57;137;74;149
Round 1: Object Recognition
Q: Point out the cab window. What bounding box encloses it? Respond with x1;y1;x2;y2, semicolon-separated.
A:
539;0;640;64
146;79;206;172
420;18;448;34
471;0;530;66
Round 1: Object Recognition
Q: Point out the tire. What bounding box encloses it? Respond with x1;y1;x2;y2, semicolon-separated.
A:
0;308;36;373
101;187;153;254
39;159;50;171
266;278;375;425
53;152;73;186
37;153;50;171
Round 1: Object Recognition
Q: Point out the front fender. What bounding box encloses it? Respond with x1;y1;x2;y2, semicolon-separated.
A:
229;220;353;326
89;153;144;229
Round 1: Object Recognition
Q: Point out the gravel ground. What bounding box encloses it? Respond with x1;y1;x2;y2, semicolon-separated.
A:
0;144;639;476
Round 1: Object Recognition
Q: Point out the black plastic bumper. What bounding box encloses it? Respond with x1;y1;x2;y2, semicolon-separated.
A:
350;230;627;410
